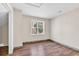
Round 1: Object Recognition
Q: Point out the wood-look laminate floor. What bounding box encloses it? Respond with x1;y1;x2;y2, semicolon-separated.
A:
12;40;79;56
0;46;8;56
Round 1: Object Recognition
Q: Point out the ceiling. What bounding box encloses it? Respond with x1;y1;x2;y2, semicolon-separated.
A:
0;4;8;12
11;3;79;19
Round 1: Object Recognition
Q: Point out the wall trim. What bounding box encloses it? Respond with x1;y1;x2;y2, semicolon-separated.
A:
50;39;79;51
23;39;51;44
13;39;51;52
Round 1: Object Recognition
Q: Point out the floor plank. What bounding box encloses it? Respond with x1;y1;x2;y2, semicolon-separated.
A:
12;40;79;56
0;46;8;56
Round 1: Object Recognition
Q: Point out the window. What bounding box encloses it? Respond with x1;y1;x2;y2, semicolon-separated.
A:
32;20;45;35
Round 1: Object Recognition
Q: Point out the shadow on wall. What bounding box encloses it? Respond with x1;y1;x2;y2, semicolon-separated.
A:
0;12;8;47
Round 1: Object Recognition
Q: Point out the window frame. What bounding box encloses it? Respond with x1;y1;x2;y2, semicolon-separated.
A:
31;20;45;35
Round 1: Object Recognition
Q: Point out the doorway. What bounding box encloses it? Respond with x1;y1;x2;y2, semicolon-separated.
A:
0;3;14;55
0;12;8;56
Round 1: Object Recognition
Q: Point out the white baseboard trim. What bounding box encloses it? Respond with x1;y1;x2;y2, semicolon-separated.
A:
14;43;23;48
50;39;79;51
0;43;8;47
24;39;49;43
14;39;49;49
0;43;5;47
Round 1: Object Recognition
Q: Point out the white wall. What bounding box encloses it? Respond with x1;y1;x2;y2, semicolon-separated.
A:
13;9;23;47
22;15;50;42
0;12;8;46
51;8;79;50
13;8;51;47
0;25;2;44
2;23;8;46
